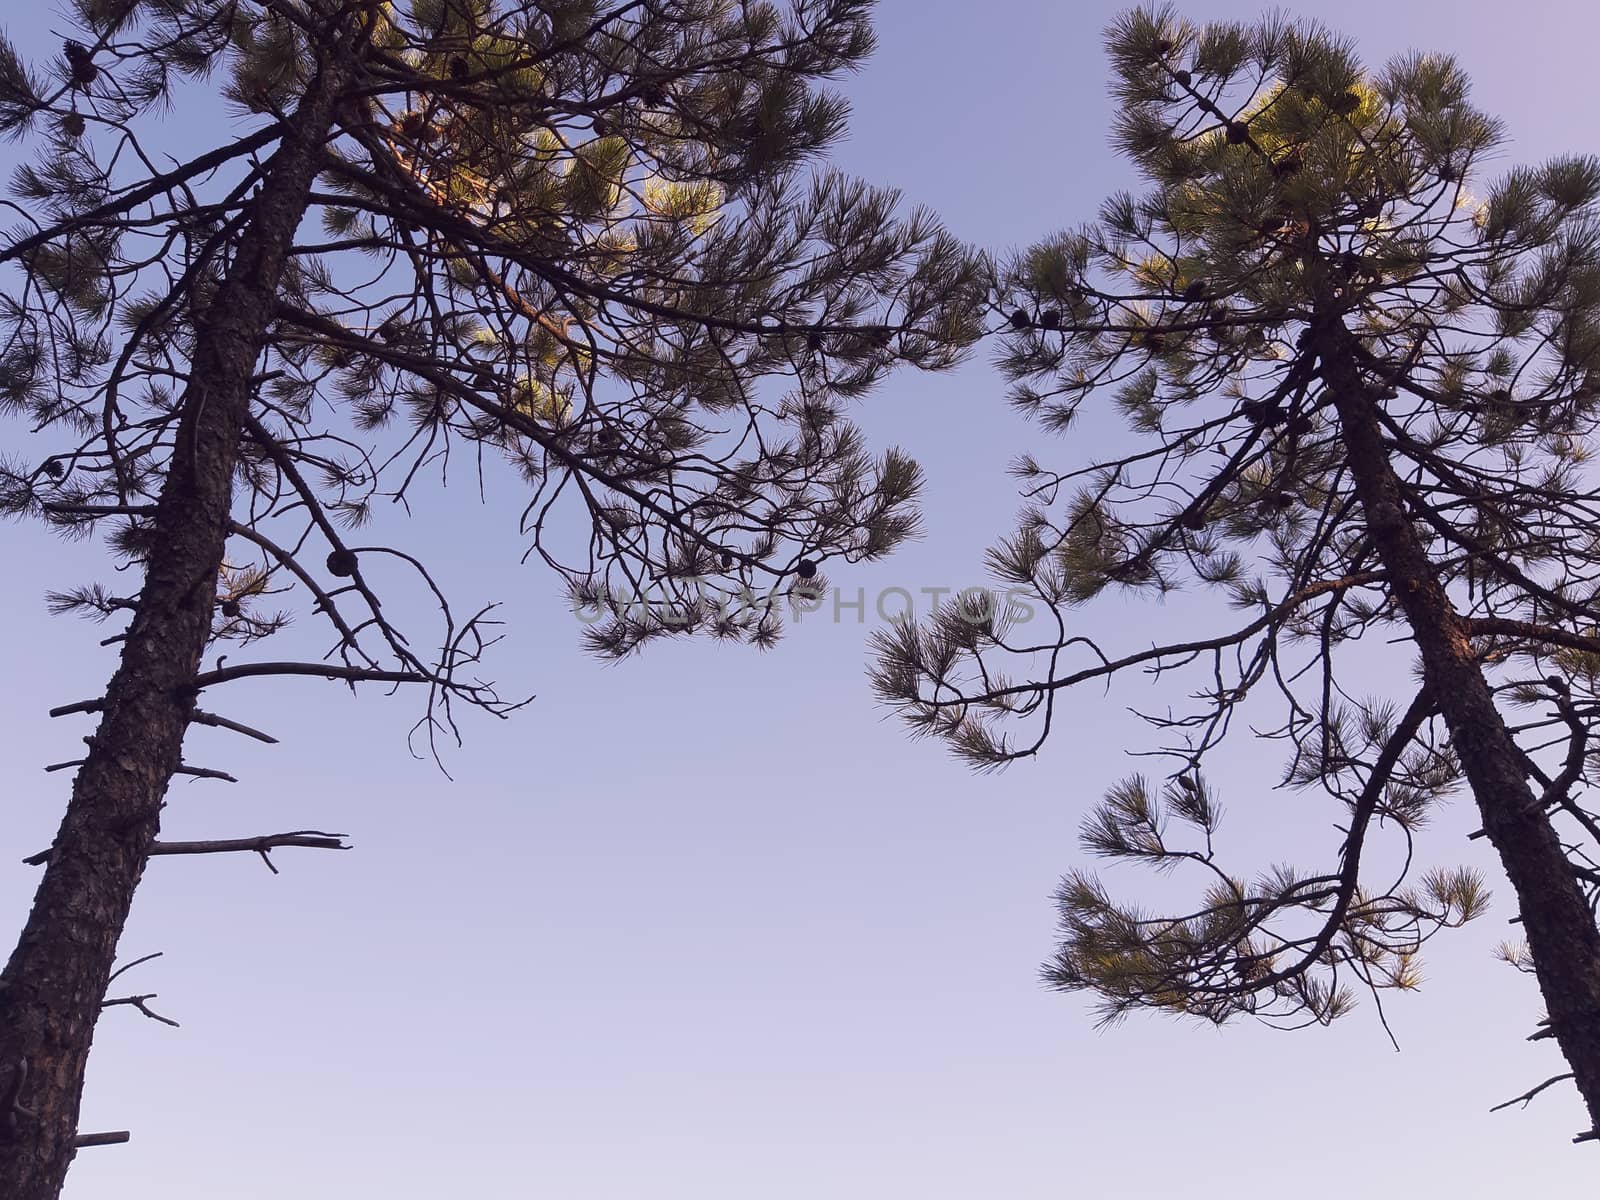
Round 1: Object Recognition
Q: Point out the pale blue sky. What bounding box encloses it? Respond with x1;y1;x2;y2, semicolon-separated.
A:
2;2;1597;1197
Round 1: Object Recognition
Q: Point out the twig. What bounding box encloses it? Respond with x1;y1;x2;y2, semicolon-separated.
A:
107;951;162;986
102;994;180;1028
1490;1072;1575;1112
171;765;239;783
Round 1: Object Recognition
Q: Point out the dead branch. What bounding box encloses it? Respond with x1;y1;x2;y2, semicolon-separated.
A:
188;710;280;745
47;699;104;719
192;662;430;688
49;701;279;744
106;952;162;987
101;995;179;1029
71;1132;130;1149
43;761;237;783
1490;1072;1575;1112
24;832;349;869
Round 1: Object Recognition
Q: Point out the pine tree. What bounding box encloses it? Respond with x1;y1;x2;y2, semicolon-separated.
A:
0;2;983;1193
874;5;1600;1142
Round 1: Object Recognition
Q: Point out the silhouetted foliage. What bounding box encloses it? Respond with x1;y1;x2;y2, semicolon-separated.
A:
875;4;1600;1143
0;2;982;1193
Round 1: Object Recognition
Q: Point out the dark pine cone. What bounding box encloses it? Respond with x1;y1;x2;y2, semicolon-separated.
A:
64;41;98;87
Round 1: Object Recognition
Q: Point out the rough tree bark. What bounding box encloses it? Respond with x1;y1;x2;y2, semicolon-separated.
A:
0;29;363;1198
1322;322;1600;1139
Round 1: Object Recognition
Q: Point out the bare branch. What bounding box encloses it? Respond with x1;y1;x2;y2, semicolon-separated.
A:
1491;1072;1575;1113
101;995;179;1029
24;832;349;868
71;1132;130;1149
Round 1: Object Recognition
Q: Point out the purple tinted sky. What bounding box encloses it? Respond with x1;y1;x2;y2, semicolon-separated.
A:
2;2;1597;1197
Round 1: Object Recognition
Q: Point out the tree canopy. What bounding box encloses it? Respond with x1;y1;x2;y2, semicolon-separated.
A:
2;0;982;701
874;3;1600;1141
0;2;982;1193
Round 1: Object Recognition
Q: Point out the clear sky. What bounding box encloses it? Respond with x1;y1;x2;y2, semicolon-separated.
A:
2;2;1598;1197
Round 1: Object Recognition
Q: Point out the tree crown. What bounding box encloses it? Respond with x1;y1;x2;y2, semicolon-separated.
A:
874;3;1600;1032
1;0;985;751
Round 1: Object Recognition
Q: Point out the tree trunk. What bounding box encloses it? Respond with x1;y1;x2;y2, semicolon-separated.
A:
0;44;357;1199
1323;327;1600;1139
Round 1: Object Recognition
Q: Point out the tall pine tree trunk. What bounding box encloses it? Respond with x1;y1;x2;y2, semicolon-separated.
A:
1323;326;1600;1138
0;36;359;1198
